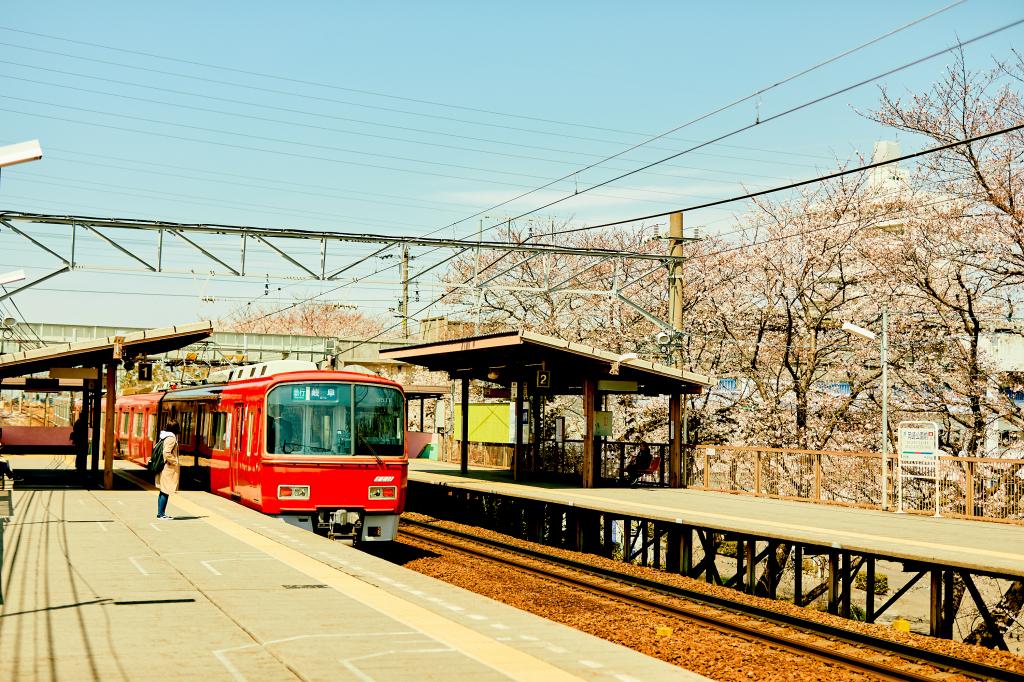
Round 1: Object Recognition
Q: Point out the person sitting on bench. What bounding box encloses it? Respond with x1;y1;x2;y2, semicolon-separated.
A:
624;443;653;482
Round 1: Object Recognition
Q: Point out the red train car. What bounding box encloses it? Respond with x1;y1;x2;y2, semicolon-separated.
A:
115;361;407;541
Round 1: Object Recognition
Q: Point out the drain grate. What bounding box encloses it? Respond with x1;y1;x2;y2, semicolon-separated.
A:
112;598;196;606
282;584;328;590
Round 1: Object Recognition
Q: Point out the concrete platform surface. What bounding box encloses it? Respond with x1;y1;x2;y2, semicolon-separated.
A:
0;469;707;682
409;460;1024;578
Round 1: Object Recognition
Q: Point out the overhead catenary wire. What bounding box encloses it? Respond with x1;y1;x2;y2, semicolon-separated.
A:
475;17;1024;246
0;7;993;331
0;10;963;144
0;59;832;174
3;2;972;249
0;71;805;185
245;17;1024;339
546;121;1024;238
397;17;1024;294
0;6;964;163
351;165;1009;354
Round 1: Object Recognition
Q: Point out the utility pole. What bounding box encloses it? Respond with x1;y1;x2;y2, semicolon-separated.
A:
401;243;410;338
668;211;686;488
668;211;685;346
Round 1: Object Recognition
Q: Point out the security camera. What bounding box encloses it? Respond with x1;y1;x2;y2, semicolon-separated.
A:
654;331;673;346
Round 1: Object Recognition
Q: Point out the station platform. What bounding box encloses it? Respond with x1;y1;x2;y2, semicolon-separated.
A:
0;464;705;681
409;460;1024;579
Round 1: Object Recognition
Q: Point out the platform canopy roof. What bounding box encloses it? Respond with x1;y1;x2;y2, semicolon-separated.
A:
401;384;450;400
380;330;711;396
0;321;214;380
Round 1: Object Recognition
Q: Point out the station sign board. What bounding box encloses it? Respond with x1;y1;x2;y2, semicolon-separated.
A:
898;422;938;456
896;420;941;516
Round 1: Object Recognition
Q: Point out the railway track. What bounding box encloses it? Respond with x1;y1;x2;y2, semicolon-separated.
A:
398;519;1023;682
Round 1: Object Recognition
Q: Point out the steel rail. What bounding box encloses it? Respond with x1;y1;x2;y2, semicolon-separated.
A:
398;520;1023;682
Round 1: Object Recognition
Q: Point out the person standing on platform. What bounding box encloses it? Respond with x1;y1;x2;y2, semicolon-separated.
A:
156;420;180;519
71;410;89;478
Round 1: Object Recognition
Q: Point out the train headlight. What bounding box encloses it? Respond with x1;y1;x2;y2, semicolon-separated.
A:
368;486;397;500
278;485;310;500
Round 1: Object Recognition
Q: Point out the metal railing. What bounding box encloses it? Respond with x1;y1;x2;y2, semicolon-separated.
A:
436;439;1023;523
686;445;1024;523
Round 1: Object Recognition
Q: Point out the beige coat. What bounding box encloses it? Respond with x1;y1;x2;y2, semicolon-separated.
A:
156;434;180;495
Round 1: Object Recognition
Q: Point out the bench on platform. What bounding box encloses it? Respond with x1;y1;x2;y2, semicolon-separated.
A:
627;455;662;486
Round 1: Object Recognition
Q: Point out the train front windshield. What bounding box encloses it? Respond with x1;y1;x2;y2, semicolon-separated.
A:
266;382;404;457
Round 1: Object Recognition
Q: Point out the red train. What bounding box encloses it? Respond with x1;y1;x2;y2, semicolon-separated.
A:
113;360;407;541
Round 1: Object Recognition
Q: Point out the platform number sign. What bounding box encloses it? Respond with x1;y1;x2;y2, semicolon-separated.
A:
536;370;551;390
896;421;941;517
137;363;153;382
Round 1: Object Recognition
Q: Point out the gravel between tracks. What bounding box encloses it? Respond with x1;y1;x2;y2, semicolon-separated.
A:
390;513;1021;681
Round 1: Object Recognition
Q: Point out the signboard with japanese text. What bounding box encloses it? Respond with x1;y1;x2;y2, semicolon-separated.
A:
896;420;941;516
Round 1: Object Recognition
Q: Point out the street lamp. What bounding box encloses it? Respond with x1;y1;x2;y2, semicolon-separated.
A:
0;140;42;169
0;270;26;286
843;307;890;510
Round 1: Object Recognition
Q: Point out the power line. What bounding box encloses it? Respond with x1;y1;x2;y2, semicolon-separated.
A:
0;70;802;186
1;7;989;333
548;121;1024;238
0;105;710;210
484;17;1024;244
0;58;836;175
255;12;1024;344
2;18;955;162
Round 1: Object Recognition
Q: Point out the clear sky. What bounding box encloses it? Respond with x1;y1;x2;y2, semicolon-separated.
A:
0;0;1021;332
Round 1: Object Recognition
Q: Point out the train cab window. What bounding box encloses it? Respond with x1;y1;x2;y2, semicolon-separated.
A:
354;385;404;457
266;382;353;456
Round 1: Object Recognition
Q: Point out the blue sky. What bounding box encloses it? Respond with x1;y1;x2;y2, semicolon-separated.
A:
0;1;1021;331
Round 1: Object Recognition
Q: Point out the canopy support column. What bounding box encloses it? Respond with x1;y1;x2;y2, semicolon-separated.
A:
103;361;116;490
460;377;469;475
90;368;102;484
582;377;597;488
513;381;524;480
669;392;682;488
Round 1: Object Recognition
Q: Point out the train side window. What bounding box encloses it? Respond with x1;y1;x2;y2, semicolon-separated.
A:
209;411;229;450
201;406;212;442
149;414;157;440
120;412;130;436
133;412;143;438
181;409;194;446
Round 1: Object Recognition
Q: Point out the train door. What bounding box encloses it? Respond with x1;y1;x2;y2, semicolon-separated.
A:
248;403;262;503
229;403;246;498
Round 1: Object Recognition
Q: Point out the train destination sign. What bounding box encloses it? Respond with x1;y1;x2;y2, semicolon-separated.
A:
290;384;340;401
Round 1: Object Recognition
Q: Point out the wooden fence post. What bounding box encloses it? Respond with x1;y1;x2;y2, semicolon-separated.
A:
813;453;822;501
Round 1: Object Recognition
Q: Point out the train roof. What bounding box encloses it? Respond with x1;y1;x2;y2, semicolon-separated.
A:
162;384;224;402
219;369;404;392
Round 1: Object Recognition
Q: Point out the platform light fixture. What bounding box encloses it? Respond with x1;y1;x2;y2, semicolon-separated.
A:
841;321;876;341
0;140;42;169
0;270;26;287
